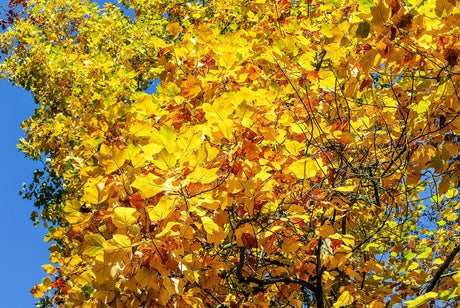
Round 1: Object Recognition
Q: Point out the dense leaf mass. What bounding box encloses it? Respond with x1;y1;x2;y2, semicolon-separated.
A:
2;0;460;307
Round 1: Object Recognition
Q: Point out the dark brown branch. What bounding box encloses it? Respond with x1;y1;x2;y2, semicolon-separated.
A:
315;238;324;308
235;247;318;294
424;245;460;293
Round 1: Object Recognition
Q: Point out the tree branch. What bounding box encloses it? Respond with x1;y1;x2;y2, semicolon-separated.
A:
424;245;460;293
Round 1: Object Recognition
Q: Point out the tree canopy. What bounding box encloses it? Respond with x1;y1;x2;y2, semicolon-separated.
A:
2;0;460;307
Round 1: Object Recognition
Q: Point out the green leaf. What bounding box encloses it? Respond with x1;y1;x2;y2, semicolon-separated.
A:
405;251;417;260
356;22;371;38
357;0;374;9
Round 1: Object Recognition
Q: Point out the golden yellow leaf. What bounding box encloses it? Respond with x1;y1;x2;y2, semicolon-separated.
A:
317;224;335;238
135;267;158;289
83;234;105;257
333;185;357;192
334;291;354;308
31;283;48;298
360;49;379;74
187;166;220;184
288;158;322;179
445;188;458;198
103;234;132;263
63;200;83;224
154;148;177;170
371;0;390;27
83;182;108;205
156;222;182;238
369;301;385;308
42;264;56;275
134;94;158;118
112;207;139;229
406;292;438;308
319;70;336;90
219;51;236;69
166;22;182;36
445;212;458;221
131;173;163;199
148;197;174;221
202;216;220;235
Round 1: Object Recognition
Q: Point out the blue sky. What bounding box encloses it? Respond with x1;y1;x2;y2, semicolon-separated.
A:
0;79;49;306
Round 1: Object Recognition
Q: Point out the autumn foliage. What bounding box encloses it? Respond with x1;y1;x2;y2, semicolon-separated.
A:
2;0;460;307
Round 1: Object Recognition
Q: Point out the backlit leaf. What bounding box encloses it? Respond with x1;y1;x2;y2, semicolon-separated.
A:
131;173;163;199
406;292;438;308
112;207;139;229
334;291;354;308
83;234;105;257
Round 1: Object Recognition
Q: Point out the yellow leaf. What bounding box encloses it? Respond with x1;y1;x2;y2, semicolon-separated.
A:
360;49;379;74
160;126;178;154
31;283;48;298
188;166;220;184
219;51;236;69
103;234;132;263
369;301;385;308
435;0;454;18
333;185;357;192
166;22;182;37
445;212;458;221
154;148;177;170
288;158;322;179
141;142;163;158
74;271;95;286
83;234;105;257
134;94;158;119
83;181;108;205
406;292;438;308
148;197;174;221
63;200;82;224
319;70;336;90
112;207;139;229
42;264;56;275
332;131;355;144
371;0;390;27
445;188;458;198
135;267;158;289
298;52;315;71
156;222;182;238
334;291;354;308
99;145;127;174
131;173;163;199
129;121;155;138
453;271;460;282
317;224;335;238
410;100;431;114
202;216;220;235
